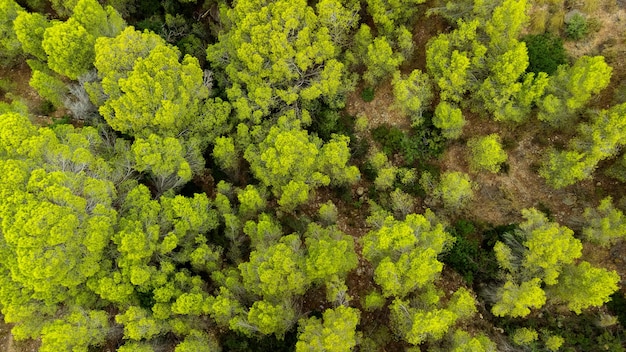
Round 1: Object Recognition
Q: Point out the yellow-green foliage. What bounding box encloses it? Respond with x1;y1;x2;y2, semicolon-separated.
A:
512;327;538;346
468;134;508;173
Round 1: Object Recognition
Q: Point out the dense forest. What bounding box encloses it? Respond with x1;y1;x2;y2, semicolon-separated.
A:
1;0;626;350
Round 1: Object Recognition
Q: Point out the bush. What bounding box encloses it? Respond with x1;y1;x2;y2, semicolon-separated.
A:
468;134;508;173
566;13;589;40
522;33;567;74
361;86;375;102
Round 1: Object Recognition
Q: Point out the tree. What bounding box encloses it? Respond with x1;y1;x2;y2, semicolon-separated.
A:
365;0;426;35
537;56;612;127
131;134;199;194
467;134;507;173
548;261;620;314
207;0;355;122
71;0;125;38
174;331;221;352
13;11;51;61
244;121;359;211
362;211;453;298
99;43;208;137
540;103;626;188
491;208;617;317
583;196;626;247
296;306;360;352
29;70;68;108
392;70;433;126
0;0;22;66
491;279;547;318
39;309;109;352
363;37;404;86
42;19;95;80
389;290;476;346
239;234;309;301
450;330;497;352
434;171;474;211
304;223;358;284
433;102;466;139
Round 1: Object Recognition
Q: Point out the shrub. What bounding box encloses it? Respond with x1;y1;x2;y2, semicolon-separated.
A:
468;134;508;173
566;13;588;40
522;33;567;74
361;86;375;102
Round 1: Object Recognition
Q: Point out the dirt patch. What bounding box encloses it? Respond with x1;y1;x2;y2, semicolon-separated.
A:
345;80;411;131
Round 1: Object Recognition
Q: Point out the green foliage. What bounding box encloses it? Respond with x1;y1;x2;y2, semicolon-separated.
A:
434;102;465;139
29;70;68;109
304;223;358;284
40;309;109;352
544;335;564;351
42;19;96;80
207;0;355;122
364;291;386;311
434;171;474;211
363;37;404;86
365;0;426;35
392;69;433;127
582;196;626;247
132;134;197;194
318;200;338;225
450;330;497;352
541;102;626;188
0;0;23;66
389;296;463;345
468;134;508;173
240;234;308;301
361;86;375;102
14;11;51;61
443;221;480;284
512;327;538;346
99;40;209;138
522;33;567;75
491;278;547;318
537;56;612;127
566;12;588;40
548;261;620;314
296;306;360;352
362;210;453;298
244;121;359;211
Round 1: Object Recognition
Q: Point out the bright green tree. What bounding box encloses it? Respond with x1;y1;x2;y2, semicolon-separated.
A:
99;43;208;137
13;11;52;61
468;134;508;173
207;0;355;122
29;70;68;108
131;134;199;194
239;234;309;301
583;196;626;247
244;121;358;211
42;18;96;79
365;0;426;35
39;309;109;352
304;223;358;284
363;37;404;86
433;102;466;139
491;279;547;318
434;171;474;211
296;306;360;352
0;0;23;66
362;210;453;298
538;56;612;127
392;69;433;126
548;261;620;314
